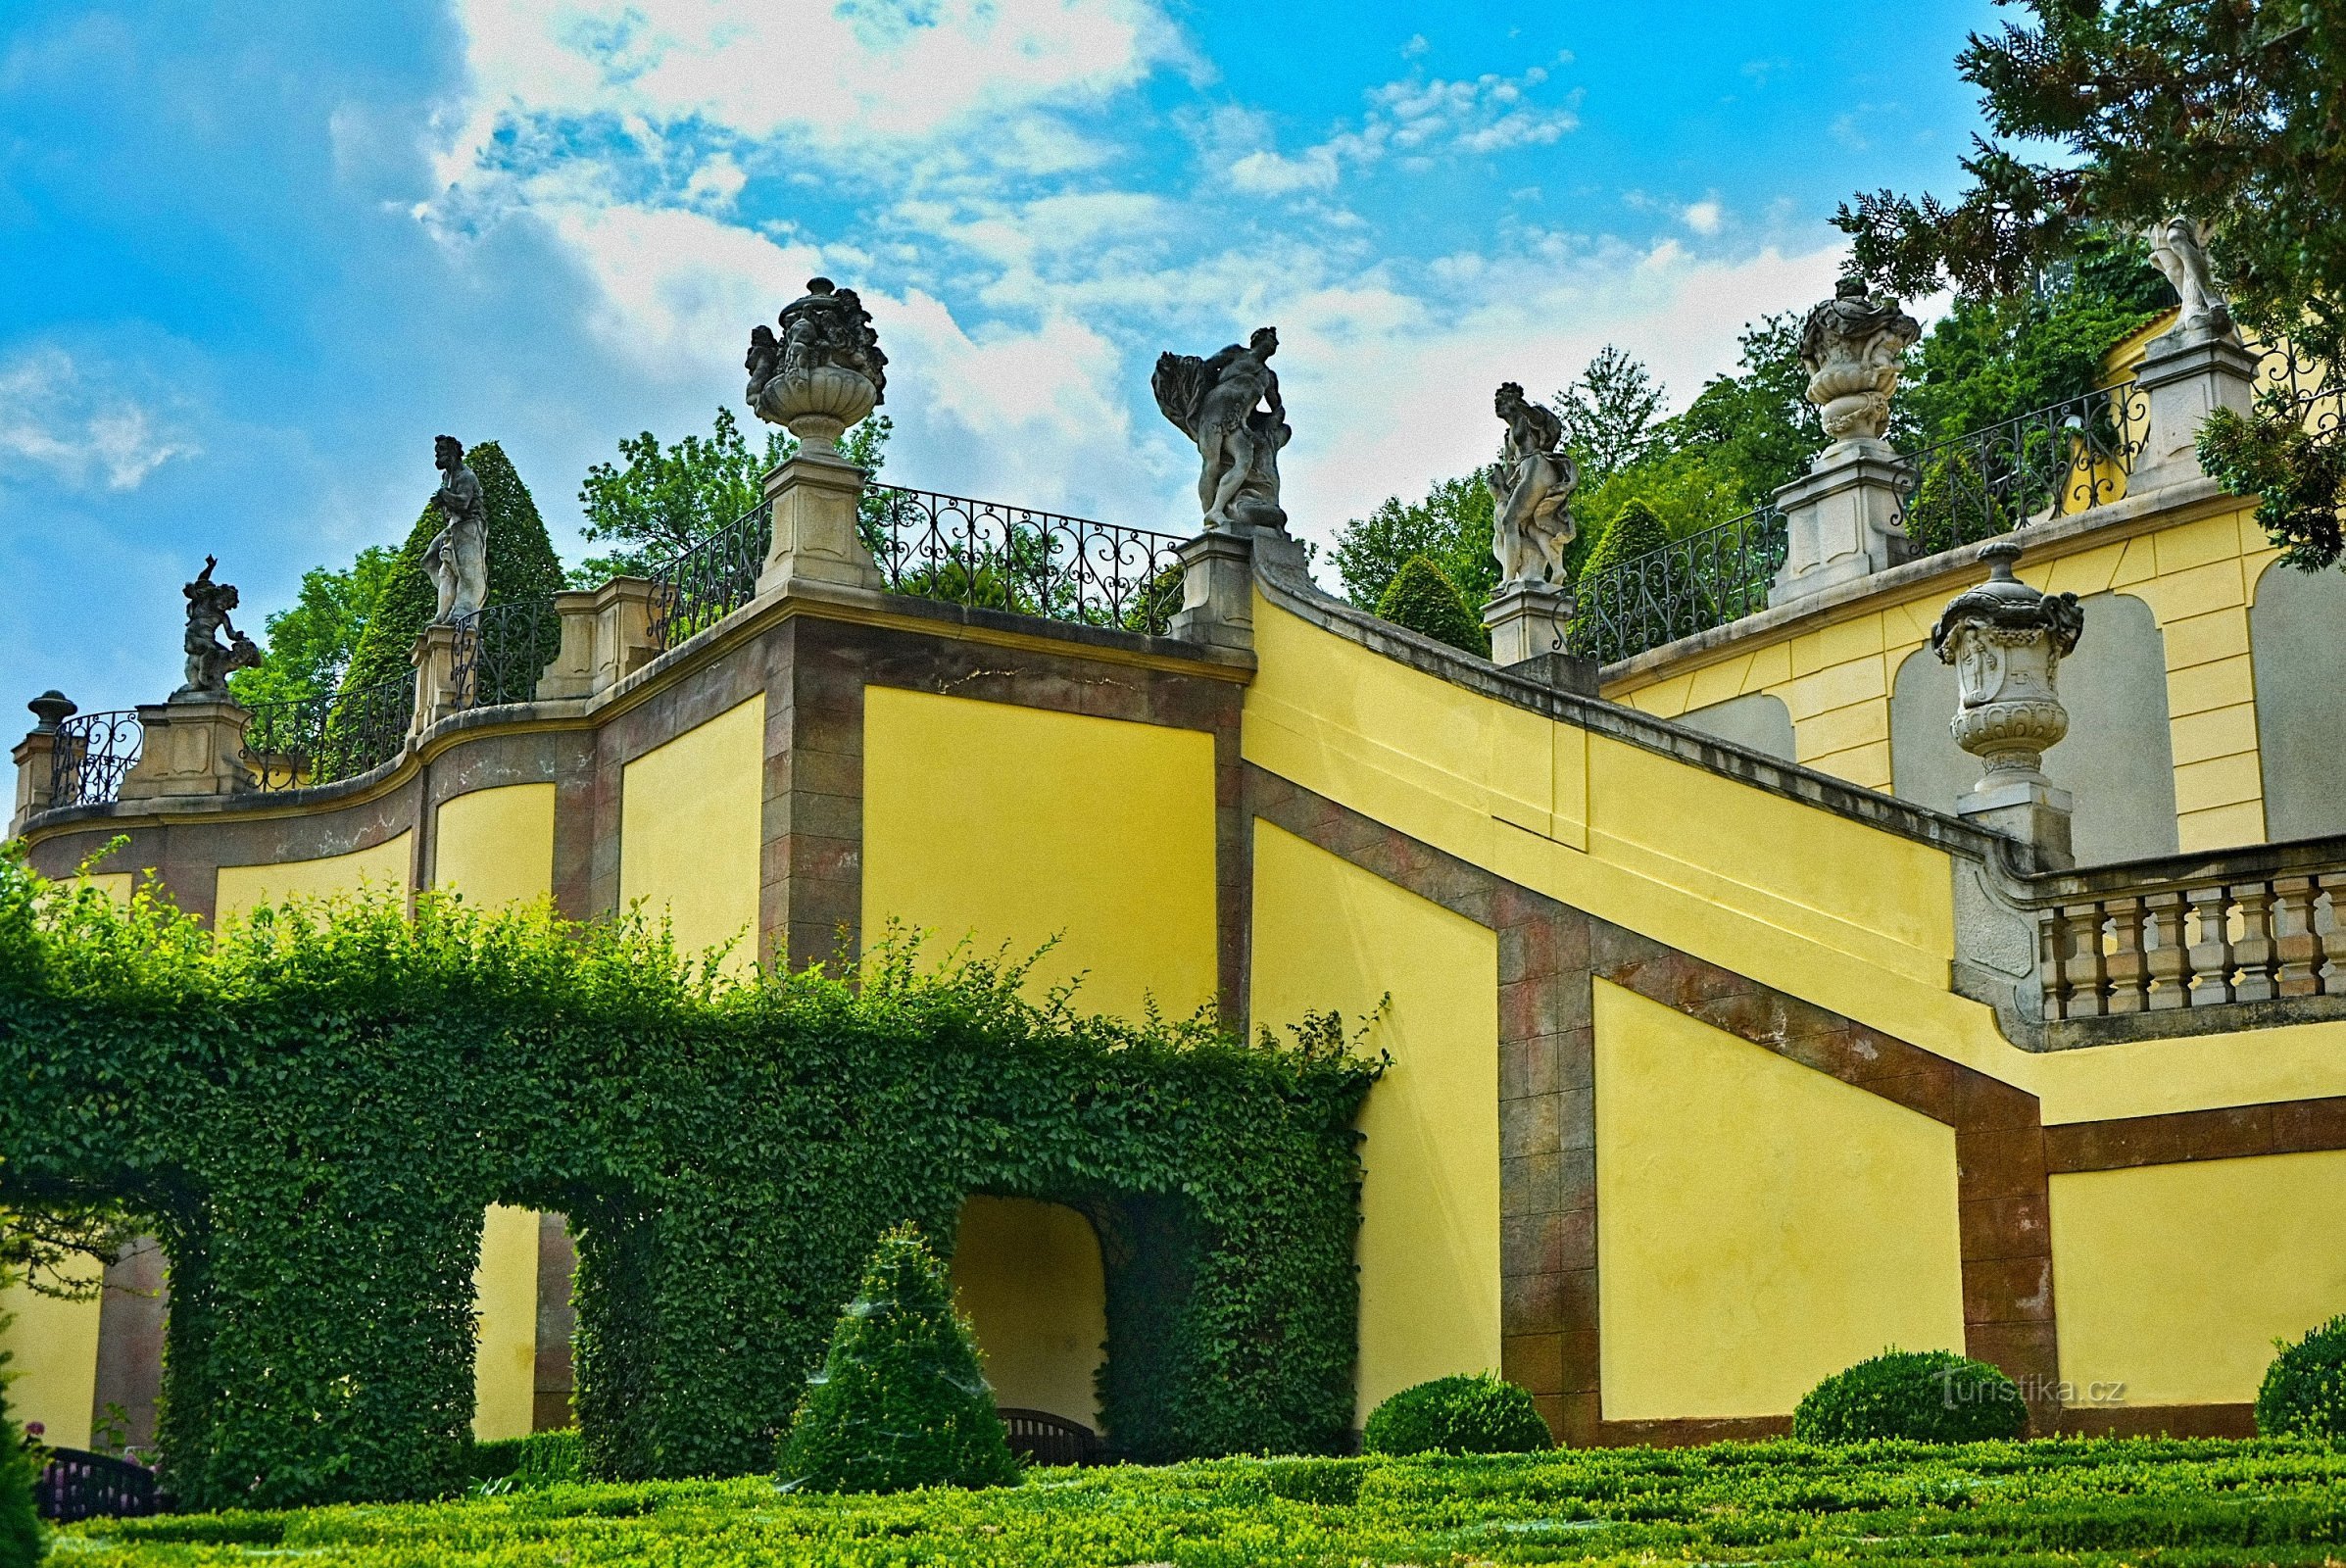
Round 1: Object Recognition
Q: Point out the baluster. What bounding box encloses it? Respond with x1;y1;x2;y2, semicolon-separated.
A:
2144;892;2189;1010
2060;901;2110;1017
2230;882;2279;1003
2101;895;2150;1014
2185;885;2234;1007
2272;876;2323;999
2039;906;2074;1020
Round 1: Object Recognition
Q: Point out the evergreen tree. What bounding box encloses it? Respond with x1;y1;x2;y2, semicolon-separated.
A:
1374;555;1489;658
0;1323;44;1568
777;1223;1020;1494
340;441;564;696
1579;498;1671;581
1657;313;1825;505
1553;345;1666;483
227;547;400;709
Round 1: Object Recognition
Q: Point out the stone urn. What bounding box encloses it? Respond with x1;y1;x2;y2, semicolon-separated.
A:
1932;539;2083;792
754;365;878;455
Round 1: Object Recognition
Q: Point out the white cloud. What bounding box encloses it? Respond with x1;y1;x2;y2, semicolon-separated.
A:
0;349;198;492
1683;198;1724;235
1227;146;1340;195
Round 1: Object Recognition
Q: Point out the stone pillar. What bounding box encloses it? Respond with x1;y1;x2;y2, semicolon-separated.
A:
1769;441;1911;607
2126;328;2259;493
118;699;252;801
1483;582;1572;664
534;589;603;701
756;451;884;597
1169;527;1259;651
1932;540;2083;869
12;690;74;830
591;577;660;691
411;622;464;733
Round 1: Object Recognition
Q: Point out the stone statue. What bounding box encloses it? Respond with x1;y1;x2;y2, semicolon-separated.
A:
2142;216;2234;340
1931;539;2084;827
748;277;887;452
173;555;262;701
1152;325;1291;530
1799;278;1922;448
425;435;489;625
1484;381;1577;585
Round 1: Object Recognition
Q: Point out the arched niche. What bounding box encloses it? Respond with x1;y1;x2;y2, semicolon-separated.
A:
951;1195;1106;1427
1890;592;2179;865
1675;692;1796;762
2252;560;2346;841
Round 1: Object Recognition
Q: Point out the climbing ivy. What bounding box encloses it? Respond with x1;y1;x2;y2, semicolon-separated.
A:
0;856;1375;1510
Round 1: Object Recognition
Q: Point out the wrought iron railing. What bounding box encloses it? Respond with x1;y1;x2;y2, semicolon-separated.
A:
240;674;415;793
451;599;561;710
36;1446;166;1522
1893;380;2149;556
2246;334;2345;440
49;710;143;809
650;500;771;652
1564;504;1787;665
867;485;1187;635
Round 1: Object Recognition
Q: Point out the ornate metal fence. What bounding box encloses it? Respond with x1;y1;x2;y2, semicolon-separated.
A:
1564;504;1787;666
49;710;144;809
650;500;771;652
2247;334;2345;440
1894;380;2149;556
866;485;1187;635
240;675;415;793
451;599;561;710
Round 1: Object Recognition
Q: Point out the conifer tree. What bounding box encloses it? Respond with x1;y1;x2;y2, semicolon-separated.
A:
0;1331;45;1568
1578;498;1671;581
1374;555;1489;658
777;1223;1020;1494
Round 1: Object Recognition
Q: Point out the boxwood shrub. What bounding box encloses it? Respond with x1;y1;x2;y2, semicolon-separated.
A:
466;1430;583;1490
1793;1348;2026;1443
1361;1373;1550;1456
0;1338;43;1568
2257;1312;2346;1439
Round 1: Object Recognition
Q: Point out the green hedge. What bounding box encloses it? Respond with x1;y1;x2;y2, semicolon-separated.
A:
1361;1373;1551;1456
1793;1348;2028;1444
2259;1312;2346;1439
465;1431;582;1491
0;858;1376;1509
0;1331;44;1568
1375;555;1489;656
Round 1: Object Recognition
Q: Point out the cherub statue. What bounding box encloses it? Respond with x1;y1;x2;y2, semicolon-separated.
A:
1151;325;1291;530
174;555;263;700
745;322;783;408
1799;277;1923;447
425;435;489;624
1485;381;1577;586
2142;217;2234;340
775;276;888;397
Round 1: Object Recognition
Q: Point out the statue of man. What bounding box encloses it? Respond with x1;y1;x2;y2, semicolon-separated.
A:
426;435;489;624
1799;278;1922;447
1485;381;1577;585
174;555;262;700
1152;325;1291;530
2142;217;2233;339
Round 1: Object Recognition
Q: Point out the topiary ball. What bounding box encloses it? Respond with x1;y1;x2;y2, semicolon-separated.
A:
1793;1348;2027;1444
2257;1312;2346;1439
1375;555;1490;657
1361;1373;1551;1456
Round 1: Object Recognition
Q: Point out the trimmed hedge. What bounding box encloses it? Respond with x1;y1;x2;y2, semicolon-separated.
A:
466;1431;582;1491
0;1332;44;1568
1793;1348;2027;1444
778;1224;1019;1493
1375;555;1489;656
0;858;1377;1508
1361;1373;1551;1456
2259;1312;2346;1439
1579;497;1670;581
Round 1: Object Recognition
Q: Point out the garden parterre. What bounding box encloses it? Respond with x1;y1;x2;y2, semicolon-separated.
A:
56;1439;2346;1567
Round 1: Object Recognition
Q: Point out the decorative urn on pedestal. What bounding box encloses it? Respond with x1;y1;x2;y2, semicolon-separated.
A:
746;277;889;454
1931;539;2084;866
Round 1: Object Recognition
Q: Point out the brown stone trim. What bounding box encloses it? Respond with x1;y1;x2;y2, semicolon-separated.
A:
2045;1097;2346;1173
2053;1402;2256;1439
1246;762;2061;1444
532;1212;577;1433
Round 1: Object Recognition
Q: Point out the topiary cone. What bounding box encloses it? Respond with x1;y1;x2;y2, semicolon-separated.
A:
777;1222;1020;1494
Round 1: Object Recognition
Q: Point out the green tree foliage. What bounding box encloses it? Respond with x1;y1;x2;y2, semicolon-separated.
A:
1793;1348;2027;1444
226;548;400;709
1661;313;1825;506
339;442;565;696
778;1224;1020;1494
0;859;1376;1509
1577;499;1671;582
1554;345;1666;484
0;1327;44;1568
571;411;893;588
2256;1311;2346;1440
1360;1373;1551;1456
1331;474;1496;612
1836;0;2346;570
1374;555;1488;657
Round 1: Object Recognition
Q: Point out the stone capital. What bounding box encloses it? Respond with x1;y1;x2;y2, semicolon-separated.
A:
118;700;253;802
1768;446;1912;607
757;451;884;597
535;588;605;702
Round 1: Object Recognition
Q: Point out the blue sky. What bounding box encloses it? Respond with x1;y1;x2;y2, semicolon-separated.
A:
2;0;1995;713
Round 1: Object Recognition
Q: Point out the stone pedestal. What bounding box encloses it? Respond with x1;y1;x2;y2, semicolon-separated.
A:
1958;777;2076;867
411;622;464;734
1169;526;1264;651
1483;581;1576;668
1769;440;1911;607
535;589;604;701
118;699;252;802
2126;330;2259;492
11;691;74;830
757;452;883;597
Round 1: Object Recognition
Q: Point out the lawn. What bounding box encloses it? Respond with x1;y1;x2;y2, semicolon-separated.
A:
50;1438;2346;1566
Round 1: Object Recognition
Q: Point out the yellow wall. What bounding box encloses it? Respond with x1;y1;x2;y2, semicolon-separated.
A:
214;832;412;922
1608;502;2279;852
435;783;556;910
1248;821;1500;1417
2050;1150;2346;1406
619;695;764;969
951;1197;1106;1425
1594;978;1966;1419
0;1253;104;1448
471;1203;540;1441
861;688;1218;1021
